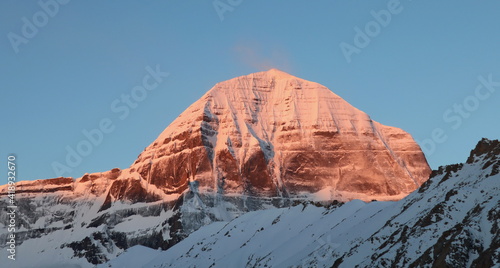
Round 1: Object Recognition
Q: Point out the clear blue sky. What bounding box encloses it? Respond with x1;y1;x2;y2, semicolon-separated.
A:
1;1;499;181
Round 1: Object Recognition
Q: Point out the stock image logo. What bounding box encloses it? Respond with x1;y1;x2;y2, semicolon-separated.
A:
51;65;169;177
7;0;71;54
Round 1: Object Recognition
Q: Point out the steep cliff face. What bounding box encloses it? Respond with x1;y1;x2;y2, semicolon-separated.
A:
130;69;430;201
0;69;431;267
105;138;499;268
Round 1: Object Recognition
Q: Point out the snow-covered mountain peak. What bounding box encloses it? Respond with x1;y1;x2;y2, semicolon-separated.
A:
149;69;373;150
131;70;430;201
0;70;436;267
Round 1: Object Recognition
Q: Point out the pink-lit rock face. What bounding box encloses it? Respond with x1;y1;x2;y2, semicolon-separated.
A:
130;69;431;201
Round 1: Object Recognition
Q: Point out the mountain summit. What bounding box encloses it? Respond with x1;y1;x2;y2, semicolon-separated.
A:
129;69;431;201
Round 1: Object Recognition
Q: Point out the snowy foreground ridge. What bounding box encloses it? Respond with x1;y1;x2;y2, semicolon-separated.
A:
104;138;500;268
